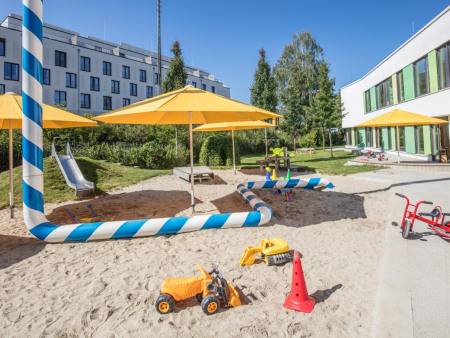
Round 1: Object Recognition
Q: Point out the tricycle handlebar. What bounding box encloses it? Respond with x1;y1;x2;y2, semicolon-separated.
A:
423;201;433;205
395;193;405;198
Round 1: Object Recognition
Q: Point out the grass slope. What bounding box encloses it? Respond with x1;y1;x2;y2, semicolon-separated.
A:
0;157;170;209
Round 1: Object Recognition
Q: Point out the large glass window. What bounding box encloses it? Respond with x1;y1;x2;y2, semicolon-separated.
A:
154;73;159;85
437;43;449;90
90;77;100;91
80;56;90;72
365;128;372;147
0;38;5;56
80;94;91;109
364;90;371;113
385;77;393;106
66;73;77;88
415;125;424;154
130;83;137;96
4;62;19;81
398;126;405;151
103;96;112;110
54;91;66;106
211;86;215;93
0;84;5;94
375;83;384;109
146;86;153;98
111;80;120;94
123;98;130;106
140;69;147;82
192;81;197;88
122;66;130;79
201;83;206;90
43;68;51;85
414;57;429;97
55;50;66;67
397;71;404;102
376;128;382;148
387;126;392;149
103;61;111;76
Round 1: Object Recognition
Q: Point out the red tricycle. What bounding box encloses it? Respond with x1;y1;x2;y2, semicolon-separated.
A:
393;193;450;239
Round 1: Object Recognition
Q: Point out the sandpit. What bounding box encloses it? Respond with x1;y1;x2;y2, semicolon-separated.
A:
0;168;389;337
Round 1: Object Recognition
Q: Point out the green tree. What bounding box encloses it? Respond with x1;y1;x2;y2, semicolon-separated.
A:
250;48;278;157
273;31;324;151
162;40;188;153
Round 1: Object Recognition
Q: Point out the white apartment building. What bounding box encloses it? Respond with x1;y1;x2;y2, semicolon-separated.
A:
0;13;230;115
341;6;450;161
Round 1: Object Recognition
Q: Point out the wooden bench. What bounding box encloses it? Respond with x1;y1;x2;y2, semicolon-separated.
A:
295;148;315;154
173;166;214;183
256;160;273;173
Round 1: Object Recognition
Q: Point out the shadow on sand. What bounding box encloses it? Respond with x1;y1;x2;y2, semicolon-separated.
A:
0;234;45;269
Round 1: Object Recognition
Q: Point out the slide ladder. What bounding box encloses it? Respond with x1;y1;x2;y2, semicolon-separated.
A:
51;137;94;197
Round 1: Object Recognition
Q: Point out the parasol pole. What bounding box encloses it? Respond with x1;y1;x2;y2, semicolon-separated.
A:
189;111;195;213
232;129;236;174
265;127;268;158
9;119;14;218
396;125;400;164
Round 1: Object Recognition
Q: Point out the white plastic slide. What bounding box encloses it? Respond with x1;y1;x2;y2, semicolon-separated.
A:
51;137;94;197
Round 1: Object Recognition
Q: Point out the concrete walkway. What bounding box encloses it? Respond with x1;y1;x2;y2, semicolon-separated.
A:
354;169;450;337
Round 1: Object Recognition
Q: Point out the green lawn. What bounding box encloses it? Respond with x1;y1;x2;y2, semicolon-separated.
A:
0;157;170;209
240;150;383;175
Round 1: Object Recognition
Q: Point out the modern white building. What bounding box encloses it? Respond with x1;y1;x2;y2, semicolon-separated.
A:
341;6;450;161
0;13;230;115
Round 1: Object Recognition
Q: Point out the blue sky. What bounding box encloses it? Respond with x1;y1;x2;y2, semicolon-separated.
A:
1;0;449;103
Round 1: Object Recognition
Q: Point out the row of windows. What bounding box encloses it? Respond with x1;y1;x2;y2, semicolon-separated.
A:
54;91;136;110
364;40;450;113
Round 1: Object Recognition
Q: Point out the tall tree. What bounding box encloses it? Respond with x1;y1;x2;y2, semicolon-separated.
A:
273;31;324;151
312;62;343;157
162;40;188;153
250;48;278;157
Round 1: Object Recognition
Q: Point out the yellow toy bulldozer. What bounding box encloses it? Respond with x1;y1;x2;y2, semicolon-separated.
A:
239;238;291;266
155;264;241;315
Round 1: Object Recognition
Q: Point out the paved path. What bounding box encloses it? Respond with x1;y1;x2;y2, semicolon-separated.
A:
354;169;450;337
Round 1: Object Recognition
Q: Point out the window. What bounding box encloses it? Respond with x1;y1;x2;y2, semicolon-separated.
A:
95;46;102;52
130;83;137;96
365;128;372;147
122;65;130;79
397;71;405;103
103;96;112;110
80;56;90;72
201;84;206;90
364;90;371;113
154;73;159;85
140;69;147;82
376;128;382;148
398;126;405;151
90;77;100;91
43;68;51;85
375;83;384;109
387;126;392;149
119;52;125;58
103;61;111;76
4;62;19;81
66;73;77;88
55;50;66;67
414;57;429;97
0;38;5;56
192;81;197;88
432;125;439;155
211;86;215;93
415;125;424;154
374;77;393;110
0;84;5;94
437;43;450;90
146;86;153;98
111;80;120;94
54;91;66;106
123;98;130;106
385;77;393;106
80;94;91;109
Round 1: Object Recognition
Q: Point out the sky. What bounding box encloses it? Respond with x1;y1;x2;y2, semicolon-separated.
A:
1;0;449;103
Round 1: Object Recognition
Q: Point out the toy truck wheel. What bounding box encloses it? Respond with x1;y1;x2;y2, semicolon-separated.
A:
201;294;220;315
195;293;203;303
402;219;411;239
155;294;175;314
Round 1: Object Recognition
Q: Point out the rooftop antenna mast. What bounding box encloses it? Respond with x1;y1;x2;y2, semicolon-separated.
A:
157;0;162;91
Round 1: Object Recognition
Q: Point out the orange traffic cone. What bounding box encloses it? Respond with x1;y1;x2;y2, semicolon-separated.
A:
284;250;315;313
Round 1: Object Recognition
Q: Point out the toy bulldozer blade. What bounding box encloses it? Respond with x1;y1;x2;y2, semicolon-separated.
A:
226;280;242;307
239;238;291;266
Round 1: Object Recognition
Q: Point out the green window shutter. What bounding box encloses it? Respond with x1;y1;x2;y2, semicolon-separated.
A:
359;127;366;147
423;125;431;156
391;127;397;151
381;127;388;149
405;126;416;153
402;65;415;101
351;128;356;146
427;51;438;93
369;87;376;111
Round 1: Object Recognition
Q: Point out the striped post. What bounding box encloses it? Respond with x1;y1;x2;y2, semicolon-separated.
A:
21;1;334;243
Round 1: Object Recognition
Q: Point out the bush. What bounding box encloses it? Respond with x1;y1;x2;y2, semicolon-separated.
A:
199;133;240;166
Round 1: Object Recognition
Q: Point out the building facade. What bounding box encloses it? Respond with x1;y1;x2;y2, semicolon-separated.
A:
341;6;450;161
0;13;230;115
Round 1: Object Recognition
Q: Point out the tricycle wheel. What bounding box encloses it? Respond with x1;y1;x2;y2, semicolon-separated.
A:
402;219;411;239
201;294;220;315
155;294;175;314
195;293;203;303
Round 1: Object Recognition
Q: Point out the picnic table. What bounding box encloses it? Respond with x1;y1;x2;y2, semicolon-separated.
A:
173;166;214;182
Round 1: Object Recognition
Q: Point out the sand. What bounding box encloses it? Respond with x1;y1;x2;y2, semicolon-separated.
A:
0;168;390;337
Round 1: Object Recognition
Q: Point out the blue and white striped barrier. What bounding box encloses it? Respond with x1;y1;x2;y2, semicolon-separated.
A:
21;0;334;243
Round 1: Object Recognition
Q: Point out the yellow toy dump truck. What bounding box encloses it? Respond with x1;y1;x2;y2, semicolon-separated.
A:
155;265;241;315
239;238;291;266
